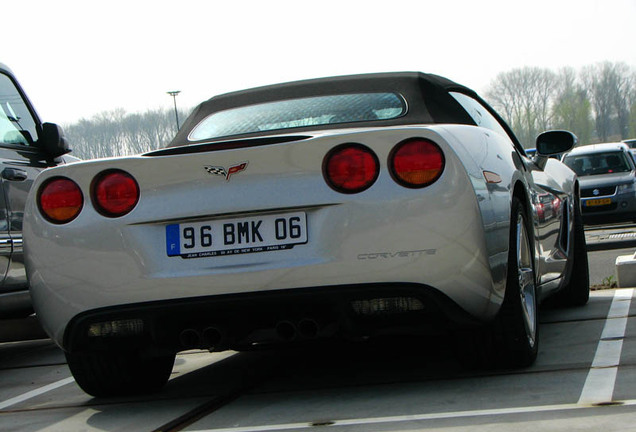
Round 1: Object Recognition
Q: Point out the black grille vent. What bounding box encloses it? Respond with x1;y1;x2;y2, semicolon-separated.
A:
581;186;616;198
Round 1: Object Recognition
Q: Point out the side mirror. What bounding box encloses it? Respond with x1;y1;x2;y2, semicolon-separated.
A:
536;130;577;156
41;122;71;158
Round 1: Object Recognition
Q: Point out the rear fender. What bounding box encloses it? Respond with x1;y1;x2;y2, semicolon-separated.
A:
436;126;521;309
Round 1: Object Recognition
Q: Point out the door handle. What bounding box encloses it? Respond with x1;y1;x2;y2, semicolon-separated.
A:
1;168;28;181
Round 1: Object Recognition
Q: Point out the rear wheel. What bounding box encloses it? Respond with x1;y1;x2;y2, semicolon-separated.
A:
493;197;539;367
458;197;538;368
66;350;175;397
549;198;590;307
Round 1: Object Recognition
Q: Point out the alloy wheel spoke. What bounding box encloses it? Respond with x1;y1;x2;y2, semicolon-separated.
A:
517;216;537;347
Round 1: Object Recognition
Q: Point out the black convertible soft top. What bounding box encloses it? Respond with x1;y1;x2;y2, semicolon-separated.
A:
165;72;509;149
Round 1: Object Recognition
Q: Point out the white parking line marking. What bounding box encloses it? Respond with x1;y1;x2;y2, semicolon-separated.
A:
190;400;636;432
608;289;633;318
0;376;75;410
0;351;232;412
578;288;633;405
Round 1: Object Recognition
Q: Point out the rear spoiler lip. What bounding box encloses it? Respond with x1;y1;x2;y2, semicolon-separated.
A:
144;135;312;157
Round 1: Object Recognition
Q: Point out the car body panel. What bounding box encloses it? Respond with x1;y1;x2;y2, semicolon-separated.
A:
529;157;576;285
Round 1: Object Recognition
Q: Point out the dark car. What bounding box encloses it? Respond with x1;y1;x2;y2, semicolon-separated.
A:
562;143;636;224
0;62;76;318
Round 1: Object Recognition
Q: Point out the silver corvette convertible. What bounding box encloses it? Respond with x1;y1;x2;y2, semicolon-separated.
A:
24;72;588;396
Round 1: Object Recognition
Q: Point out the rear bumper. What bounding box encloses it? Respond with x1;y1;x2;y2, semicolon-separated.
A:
62;283;482;354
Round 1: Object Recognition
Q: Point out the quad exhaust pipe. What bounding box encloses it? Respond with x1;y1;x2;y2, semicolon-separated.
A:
298;318;319;338
275;318;320;341
202;327;223;347
179;328;201;349
179;319;320;349
179;326;224;349
275;321;297;341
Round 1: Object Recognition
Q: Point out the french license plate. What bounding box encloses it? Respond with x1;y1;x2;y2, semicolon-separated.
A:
585;198;612;207
166;212;307;259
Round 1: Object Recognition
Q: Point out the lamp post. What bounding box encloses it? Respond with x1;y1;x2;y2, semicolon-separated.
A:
167;90;181;133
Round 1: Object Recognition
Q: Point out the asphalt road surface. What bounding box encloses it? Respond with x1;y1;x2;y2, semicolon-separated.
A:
1;225;636;432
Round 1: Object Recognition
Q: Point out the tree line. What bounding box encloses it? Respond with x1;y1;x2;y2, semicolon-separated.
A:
64;107;190;159
486;61;635;148
65;61;635;159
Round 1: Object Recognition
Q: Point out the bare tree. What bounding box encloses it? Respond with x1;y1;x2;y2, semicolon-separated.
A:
582;62;635;141
551;67;593;144
485;67;557;148
630;101;636;138
64;108;188;159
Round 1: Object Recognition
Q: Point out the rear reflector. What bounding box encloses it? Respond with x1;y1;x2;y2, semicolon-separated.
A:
390;138;445;188
323;144;379;194
92;170;139;217
38;177;83;224
87;319;144;337
351;297;425;315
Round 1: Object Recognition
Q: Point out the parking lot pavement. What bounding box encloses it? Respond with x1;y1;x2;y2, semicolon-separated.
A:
179;288;634;432
1;288;635;431
0;348;240;432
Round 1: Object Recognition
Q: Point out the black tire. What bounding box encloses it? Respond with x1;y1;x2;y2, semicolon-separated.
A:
458;197;538;369
492;196;539;367
66;350;175;397
549;198;590;307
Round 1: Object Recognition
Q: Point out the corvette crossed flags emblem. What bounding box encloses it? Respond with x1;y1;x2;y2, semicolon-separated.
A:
204;162;248;181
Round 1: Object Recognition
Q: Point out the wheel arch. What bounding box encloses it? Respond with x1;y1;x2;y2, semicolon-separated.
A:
512;181;531;219
511;180;538;282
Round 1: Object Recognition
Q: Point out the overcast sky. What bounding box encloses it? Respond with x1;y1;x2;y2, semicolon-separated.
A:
4;0;636;125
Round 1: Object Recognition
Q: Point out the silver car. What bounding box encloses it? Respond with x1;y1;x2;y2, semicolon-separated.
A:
24;72;588;396
562;143;636;225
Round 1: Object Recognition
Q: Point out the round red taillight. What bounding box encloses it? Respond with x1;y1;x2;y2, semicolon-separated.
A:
92;170;139;217
323;144;379;194
390;138;445;188
38;177;83;224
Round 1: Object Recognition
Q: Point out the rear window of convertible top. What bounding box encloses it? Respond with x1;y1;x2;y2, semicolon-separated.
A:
188;93;406;141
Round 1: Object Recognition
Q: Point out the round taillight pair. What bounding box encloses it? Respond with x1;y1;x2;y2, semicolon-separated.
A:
38;170;139;224
323;138;445;193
